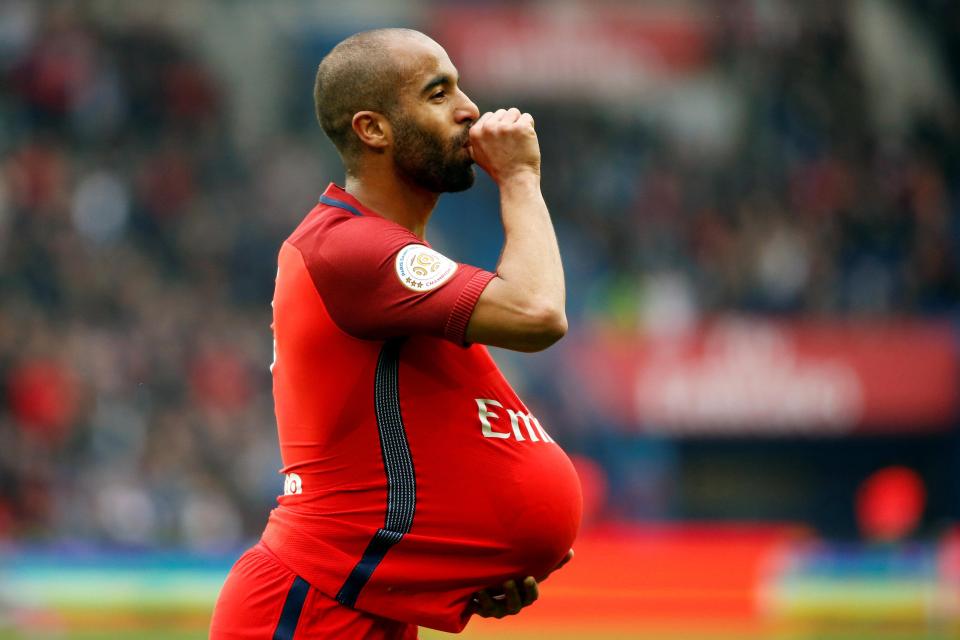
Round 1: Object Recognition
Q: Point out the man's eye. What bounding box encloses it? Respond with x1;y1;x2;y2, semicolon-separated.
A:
431;91;445;100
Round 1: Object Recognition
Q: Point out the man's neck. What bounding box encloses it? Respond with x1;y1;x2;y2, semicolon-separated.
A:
344;172;438;240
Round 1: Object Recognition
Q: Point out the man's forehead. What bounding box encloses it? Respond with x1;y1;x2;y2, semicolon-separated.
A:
387;33;457;86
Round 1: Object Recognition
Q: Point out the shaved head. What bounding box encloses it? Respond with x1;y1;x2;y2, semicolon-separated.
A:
314;28;478;192
314;28;426;170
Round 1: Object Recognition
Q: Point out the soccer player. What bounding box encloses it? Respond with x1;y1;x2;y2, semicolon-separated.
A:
210;28;582;639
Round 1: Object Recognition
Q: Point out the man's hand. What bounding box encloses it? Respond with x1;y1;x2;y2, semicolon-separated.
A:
468;107;540;184
469;549;574;619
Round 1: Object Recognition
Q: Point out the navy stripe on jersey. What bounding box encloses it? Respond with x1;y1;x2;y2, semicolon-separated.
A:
319;194;364;217
273;576;310;640
336;339;416;608
334;528;404;609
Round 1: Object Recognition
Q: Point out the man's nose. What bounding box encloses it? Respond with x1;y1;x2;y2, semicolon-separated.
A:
456;92;480;124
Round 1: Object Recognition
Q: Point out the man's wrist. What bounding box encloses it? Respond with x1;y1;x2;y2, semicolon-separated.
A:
497;168;541;190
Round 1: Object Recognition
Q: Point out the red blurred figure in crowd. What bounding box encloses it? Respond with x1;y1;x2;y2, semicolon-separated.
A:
7;357;79;444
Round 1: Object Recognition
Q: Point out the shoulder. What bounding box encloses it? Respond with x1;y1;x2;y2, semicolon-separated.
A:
287;206;427;287
289;206;417;262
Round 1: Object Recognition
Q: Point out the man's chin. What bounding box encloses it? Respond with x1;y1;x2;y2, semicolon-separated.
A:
440;166;476;193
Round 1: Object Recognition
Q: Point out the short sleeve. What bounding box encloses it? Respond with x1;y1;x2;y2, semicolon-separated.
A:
291;214;495;344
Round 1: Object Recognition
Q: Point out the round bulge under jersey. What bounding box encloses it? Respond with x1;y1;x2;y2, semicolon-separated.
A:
259;185;583;633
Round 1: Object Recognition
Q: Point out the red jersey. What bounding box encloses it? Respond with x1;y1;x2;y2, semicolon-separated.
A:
260;184;582;632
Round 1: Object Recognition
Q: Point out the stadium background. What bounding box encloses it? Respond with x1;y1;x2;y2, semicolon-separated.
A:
1;0;958;638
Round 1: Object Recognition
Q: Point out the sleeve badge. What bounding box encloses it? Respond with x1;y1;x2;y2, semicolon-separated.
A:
395;244;458;292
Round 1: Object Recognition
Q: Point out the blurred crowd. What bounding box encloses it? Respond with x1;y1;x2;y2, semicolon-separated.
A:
0;1;958;547
536;3;960;332
0;4;307;548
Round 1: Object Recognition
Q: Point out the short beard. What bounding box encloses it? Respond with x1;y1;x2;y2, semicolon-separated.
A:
391;115;475;193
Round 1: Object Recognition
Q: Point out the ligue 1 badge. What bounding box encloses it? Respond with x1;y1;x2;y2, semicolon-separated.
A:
395;244;458;292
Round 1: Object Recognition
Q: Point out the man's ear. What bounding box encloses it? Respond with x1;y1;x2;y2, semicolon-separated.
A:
351;111;391;151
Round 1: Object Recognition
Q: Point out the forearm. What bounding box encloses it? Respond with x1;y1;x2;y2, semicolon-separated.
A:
496;173;565;315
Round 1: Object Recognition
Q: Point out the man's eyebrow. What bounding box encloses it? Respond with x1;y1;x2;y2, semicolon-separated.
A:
421;73;457;94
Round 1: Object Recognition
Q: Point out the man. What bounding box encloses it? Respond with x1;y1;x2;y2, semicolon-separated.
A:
210;28;581;639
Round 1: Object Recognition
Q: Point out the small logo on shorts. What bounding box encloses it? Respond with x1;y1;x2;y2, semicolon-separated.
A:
283;473;303;495
395;244;457;292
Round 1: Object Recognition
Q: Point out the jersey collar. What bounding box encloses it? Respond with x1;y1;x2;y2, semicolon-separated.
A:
318;183;378;218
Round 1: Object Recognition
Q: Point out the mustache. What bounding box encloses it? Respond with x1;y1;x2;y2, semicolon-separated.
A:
454;126;471;148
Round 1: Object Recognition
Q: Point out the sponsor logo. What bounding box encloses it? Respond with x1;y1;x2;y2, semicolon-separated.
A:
395;244;458;292
475;398;555;442
283;473;303;495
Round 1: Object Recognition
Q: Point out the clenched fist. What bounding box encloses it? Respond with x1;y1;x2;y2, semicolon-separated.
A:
468;107;540;184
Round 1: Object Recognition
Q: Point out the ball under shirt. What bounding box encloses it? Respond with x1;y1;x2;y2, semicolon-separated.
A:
261;184;582;633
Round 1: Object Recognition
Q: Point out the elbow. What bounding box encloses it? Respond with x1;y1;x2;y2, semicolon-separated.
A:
521;304;567;352
543;307;569;345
